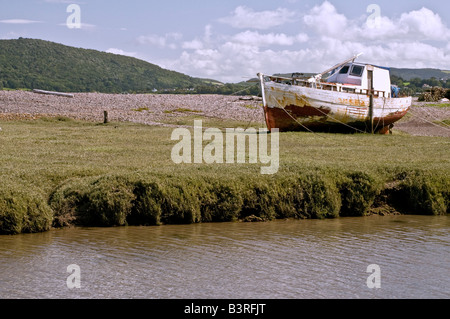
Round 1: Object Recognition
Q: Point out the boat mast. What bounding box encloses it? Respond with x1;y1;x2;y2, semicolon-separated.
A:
257;73;267;108
309;53;363;83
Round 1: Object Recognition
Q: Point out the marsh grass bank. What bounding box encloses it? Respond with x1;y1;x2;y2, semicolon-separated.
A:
0;118;449;234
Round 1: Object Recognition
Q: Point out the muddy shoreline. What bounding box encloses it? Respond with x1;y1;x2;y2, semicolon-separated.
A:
1;91;448;136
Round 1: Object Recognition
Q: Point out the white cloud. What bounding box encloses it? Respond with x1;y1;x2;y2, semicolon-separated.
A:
358;16;398;41
204;25;213;42
175;49;222;78
311;37;450;71
106;48;137;58
384;42;449;68
182;39;204;50
219;6;296;30
231;31;308;47
138;35;166;47
0;31;28;40
79;23;96;30
298;2;450;70
167;45;316;83
303;2;450;42
137;32;182;49
181;25;214;51
161;2;450;83
303;1;348;38
295;33;309;43
44;0;77;3
0;19;42;24
57;22;96;30
398;7;450;41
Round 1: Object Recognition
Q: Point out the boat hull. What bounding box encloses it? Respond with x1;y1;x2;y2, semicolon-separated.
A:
263;81;411;134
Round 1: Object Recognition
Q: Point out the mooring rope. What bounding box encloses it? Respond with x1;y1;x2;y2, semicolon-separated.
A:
374;97;387;132
229;84;260;96
407;109;450;131
312;106;367;133
189;83;262;130
412;107;450;129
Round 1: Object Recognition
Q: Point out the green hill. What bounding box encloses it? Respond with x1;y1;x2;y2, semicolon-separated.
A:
390;67;450;81
0;38;208;93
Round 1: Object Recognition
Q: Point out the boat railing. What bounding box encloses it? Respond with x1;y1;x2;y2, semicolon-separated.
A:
266;75;389;98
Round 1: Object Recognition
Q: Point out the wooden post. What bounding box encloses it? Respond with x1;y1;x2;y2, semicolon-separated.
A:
367;68;374;134
103;111;109;124
369;94;374;134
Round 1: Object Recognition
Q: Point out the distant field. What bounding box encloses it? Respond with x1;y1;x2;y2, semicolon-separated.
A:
0;118;449;234
426;103;450;108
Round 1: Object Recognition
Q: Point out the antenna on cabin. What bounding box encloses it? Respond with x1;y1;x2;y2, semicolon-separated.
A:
308;53;364;83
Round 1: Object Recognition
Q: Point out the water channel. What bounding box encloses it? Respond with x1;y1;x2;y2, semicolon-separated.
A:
1;215;448;299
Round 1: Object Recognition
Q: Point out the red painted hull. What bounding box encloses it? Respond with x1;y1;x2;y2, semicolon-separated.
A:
264;105;409;134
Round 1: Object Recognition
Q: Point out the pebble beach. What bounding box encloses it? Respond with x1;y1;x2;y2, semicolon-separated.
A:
0;90;449;137
0;90;263;126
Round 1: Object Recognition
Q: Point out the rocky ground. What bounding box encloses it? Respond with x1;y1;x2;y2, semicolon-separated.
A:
0;91;449;137
395;99;450;137
0;90;264;127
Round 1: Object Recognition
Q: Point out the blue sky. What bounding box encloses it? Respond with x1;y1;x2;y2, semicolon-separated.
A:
1;0;449;82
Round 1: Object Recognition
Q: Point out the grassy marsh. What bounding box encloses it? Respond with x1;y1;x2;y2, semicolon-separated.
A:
0;117;449;234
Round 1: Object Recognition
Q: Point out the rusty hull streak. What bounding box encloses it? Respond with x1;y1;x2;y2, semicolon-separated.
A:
373;108;410;128
338;98;366;107
265;106;339;133
277;93;331;117
372;108;410;134
285;104;330;117
264;106;408;134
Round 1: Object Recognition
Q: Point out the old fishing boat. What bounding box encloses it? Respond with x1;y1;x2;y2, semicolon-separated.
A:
257;53;411;134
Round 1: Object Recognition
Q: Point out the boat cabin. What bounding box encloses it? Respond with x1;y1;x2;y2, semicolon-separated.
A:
262;54;399;99
326;62;392;97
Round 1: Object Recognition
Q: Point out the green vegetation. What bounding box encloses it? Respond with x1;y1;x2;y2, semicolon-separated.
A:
434;119;450;127
194;82;261;96
0;38;205;93
0;38;260;96
390;68;450;82
164;108;203;114
132;107;150;112
426;104;450;108
0;118;448;234
391;74;450;97
5;38;450;97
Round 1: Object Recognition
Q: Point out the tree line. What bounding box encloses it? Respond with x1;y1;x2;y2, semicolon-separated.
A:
391;75;450;97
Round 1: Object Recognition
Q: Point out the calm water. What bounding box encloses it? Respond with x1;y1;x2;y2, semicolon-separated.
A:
0;215;449;299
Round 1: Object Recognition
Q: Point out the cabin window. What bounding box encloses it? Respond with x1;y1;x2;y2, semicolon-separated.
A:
339;66;350;74
350;65;364;77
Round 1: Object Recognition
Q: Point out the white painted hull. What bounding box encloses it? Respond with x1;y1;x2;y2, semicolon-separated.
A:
263;81;411;134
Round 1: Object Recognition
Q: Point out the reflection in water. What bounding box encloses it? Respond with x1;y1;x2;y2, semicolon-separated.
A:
0;215;449;299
